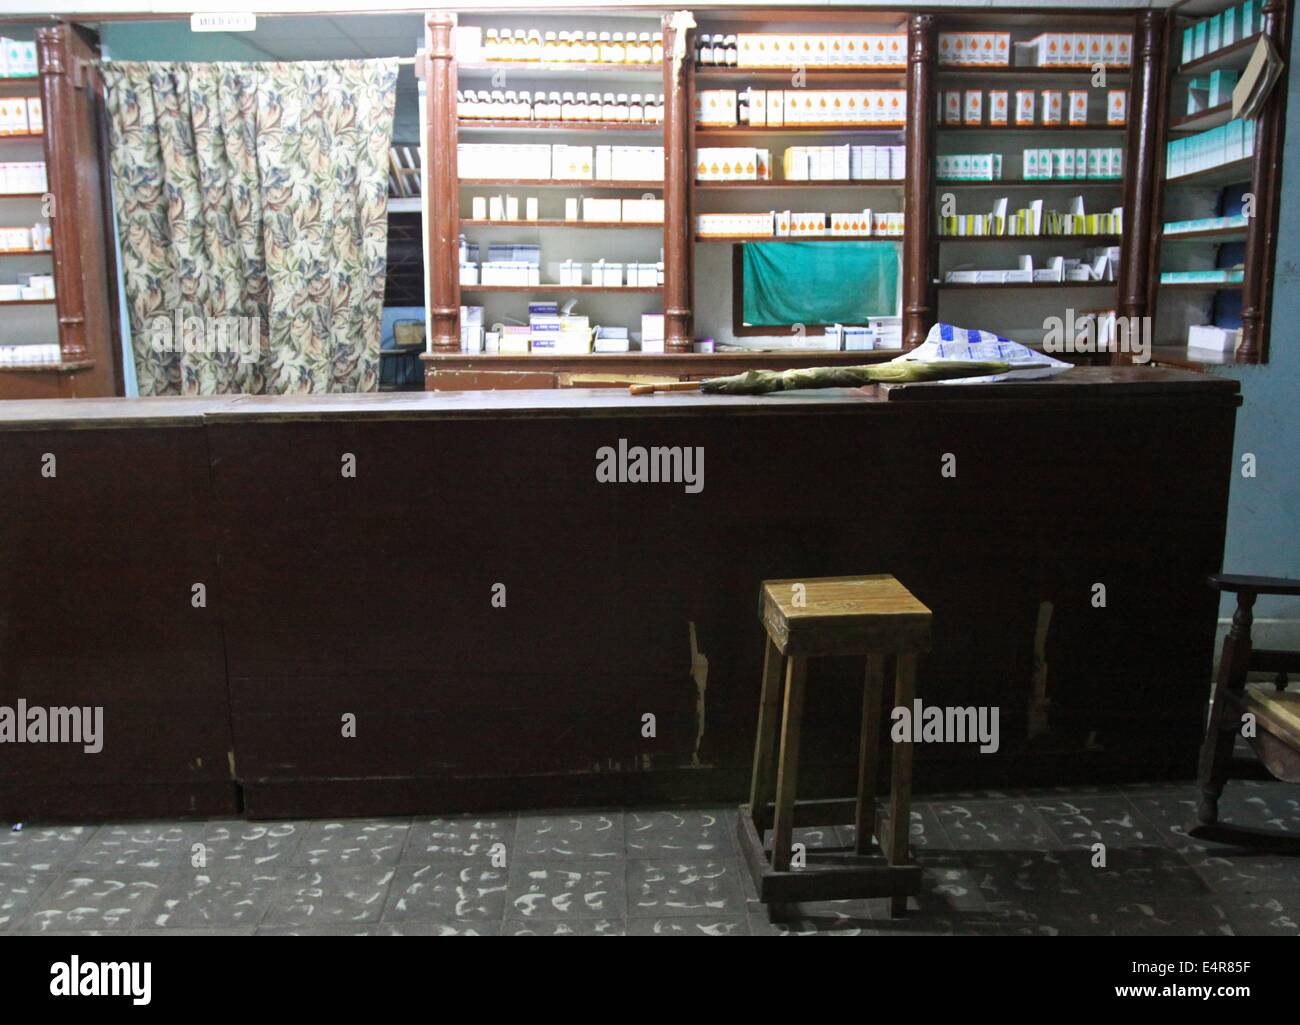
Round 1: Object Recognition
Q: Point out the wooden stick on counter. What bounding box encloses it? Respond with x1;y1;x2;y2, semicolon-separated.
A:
629;381;704;395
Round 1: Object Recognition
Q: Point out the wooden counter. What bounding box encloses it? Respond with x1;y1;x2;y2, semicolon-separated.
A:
0;368;1242;820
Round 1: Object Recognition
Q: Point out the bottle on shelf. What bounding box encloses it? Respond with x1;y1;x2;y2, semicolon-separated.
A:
724;35;739;66
652;32;664;64
697;34;713;67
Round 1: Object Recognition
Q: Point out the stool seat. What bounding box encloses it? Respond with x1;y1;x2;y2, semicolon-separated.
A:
742;573;932;916
760;574;932;656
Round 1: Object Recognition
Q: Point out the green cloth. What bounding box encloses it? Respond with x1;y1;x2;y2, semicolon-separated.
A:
700;361;1016;394
741;241;900;327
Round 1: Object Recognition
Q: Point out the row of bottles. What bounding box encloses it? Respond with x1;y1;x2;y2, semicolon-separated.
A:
459;90;665;124
483;29;664;65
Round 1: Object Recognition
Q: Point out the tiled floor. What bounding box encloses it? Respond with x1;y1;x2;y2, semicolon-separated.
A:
3;779;1297;936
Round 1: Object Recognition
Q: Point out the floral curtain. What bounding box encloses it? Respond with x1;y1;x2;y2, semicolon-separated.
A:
102;60;397;395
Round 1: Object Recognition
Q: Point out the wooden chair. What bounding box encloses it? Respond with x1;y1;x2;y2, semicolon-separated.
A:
738;574;931;916
1194;574;1300;853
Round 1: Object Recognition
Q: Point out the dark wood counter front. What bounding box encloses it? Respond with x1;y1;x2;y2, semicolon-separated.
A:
0;368;1242;820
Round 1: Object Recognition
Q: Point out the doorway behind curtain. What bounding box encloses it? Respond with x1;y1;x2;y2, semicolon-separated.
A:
102;59;397;395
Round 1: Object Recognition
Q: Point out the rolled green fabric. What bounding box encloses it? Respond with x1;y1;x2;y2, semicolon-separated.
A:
699;360;1016;395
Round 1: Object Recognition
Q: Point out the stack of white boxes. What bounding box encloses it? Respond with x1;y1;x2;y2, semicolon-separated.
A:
0;161;46;193
640;314;665;353
735;33;906;68
1181;2;1255;67
1010;32;1133;68
782;145;904;181
458;144;663;182
0;38;38;77
1166;119;1255;179
0;96;41;135
695;147;768;181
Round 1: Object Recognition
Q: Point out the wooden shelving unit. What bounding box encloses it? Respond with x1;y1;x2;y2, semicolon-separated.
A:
419;4;1289;386
929;8;1151;362
1146;0;1292;364
0;22;118;399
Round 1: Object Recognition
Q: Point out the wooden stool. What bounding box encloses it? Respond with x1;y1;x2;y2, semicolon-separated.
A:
738;574;932;916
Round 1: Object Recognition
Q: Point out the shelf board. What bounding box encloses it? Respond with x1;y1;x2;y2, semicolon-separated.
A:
1148;343;1239;368
939;124;1126;133
937;64;1133;79
695;124;904;136
1166;157;1253;187
0;76;40;84
694;179;902;189
1159;279;1244;290
461;219;660;229
0;248;52;256
1161;225;1249;243
0;298;55;305
1178;34;1264;76
0;132;43;141
460;178;663;190
387;196;422;214
458;119;662;133
0;359;94;374
940;234;1121;244
939;281;1115;290
695;234;901;243
1170;100;1235;134
694;66;905;83
936;178;1124;188
461;284;663;293
0;193;46;199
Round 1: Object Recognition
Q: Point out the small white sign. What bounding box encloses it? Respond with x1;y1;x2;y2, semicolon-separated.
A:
190;13;257;33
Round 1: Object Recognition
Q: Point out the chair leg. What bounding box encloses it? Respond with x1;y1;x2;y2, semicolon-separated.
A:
854;654;886;855
771;656;807;873
888;653;917;917
1196;593;1255;826
747;636;786;832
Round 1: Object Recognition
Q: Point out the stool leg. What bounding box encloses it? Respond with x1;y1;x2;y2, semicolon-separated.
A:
747;637;786;832
771;656;807;873
854;654;887;855
888;653;917;917
1196;592;1254;826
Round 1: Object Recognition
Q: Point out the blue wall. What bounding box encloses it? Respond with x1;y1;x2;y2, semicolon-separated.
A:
101;22;269;61
1214;24;1300;634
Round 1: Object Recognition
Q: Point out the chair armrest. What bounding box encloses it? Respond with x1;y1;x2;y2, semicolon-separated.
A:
1210;574;1300;597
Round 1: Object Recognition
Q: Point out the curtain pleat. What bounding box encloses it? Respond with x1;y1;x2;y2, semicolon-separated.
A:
103;59;397;395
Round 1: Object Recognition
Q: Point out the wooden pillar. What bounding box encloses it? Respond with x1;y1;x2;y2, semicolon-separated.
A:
1240;0;1292;363
1118;11;1164;363
903;15;936;351
425;11;461;355
662;14;693;354
37;26;87;363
